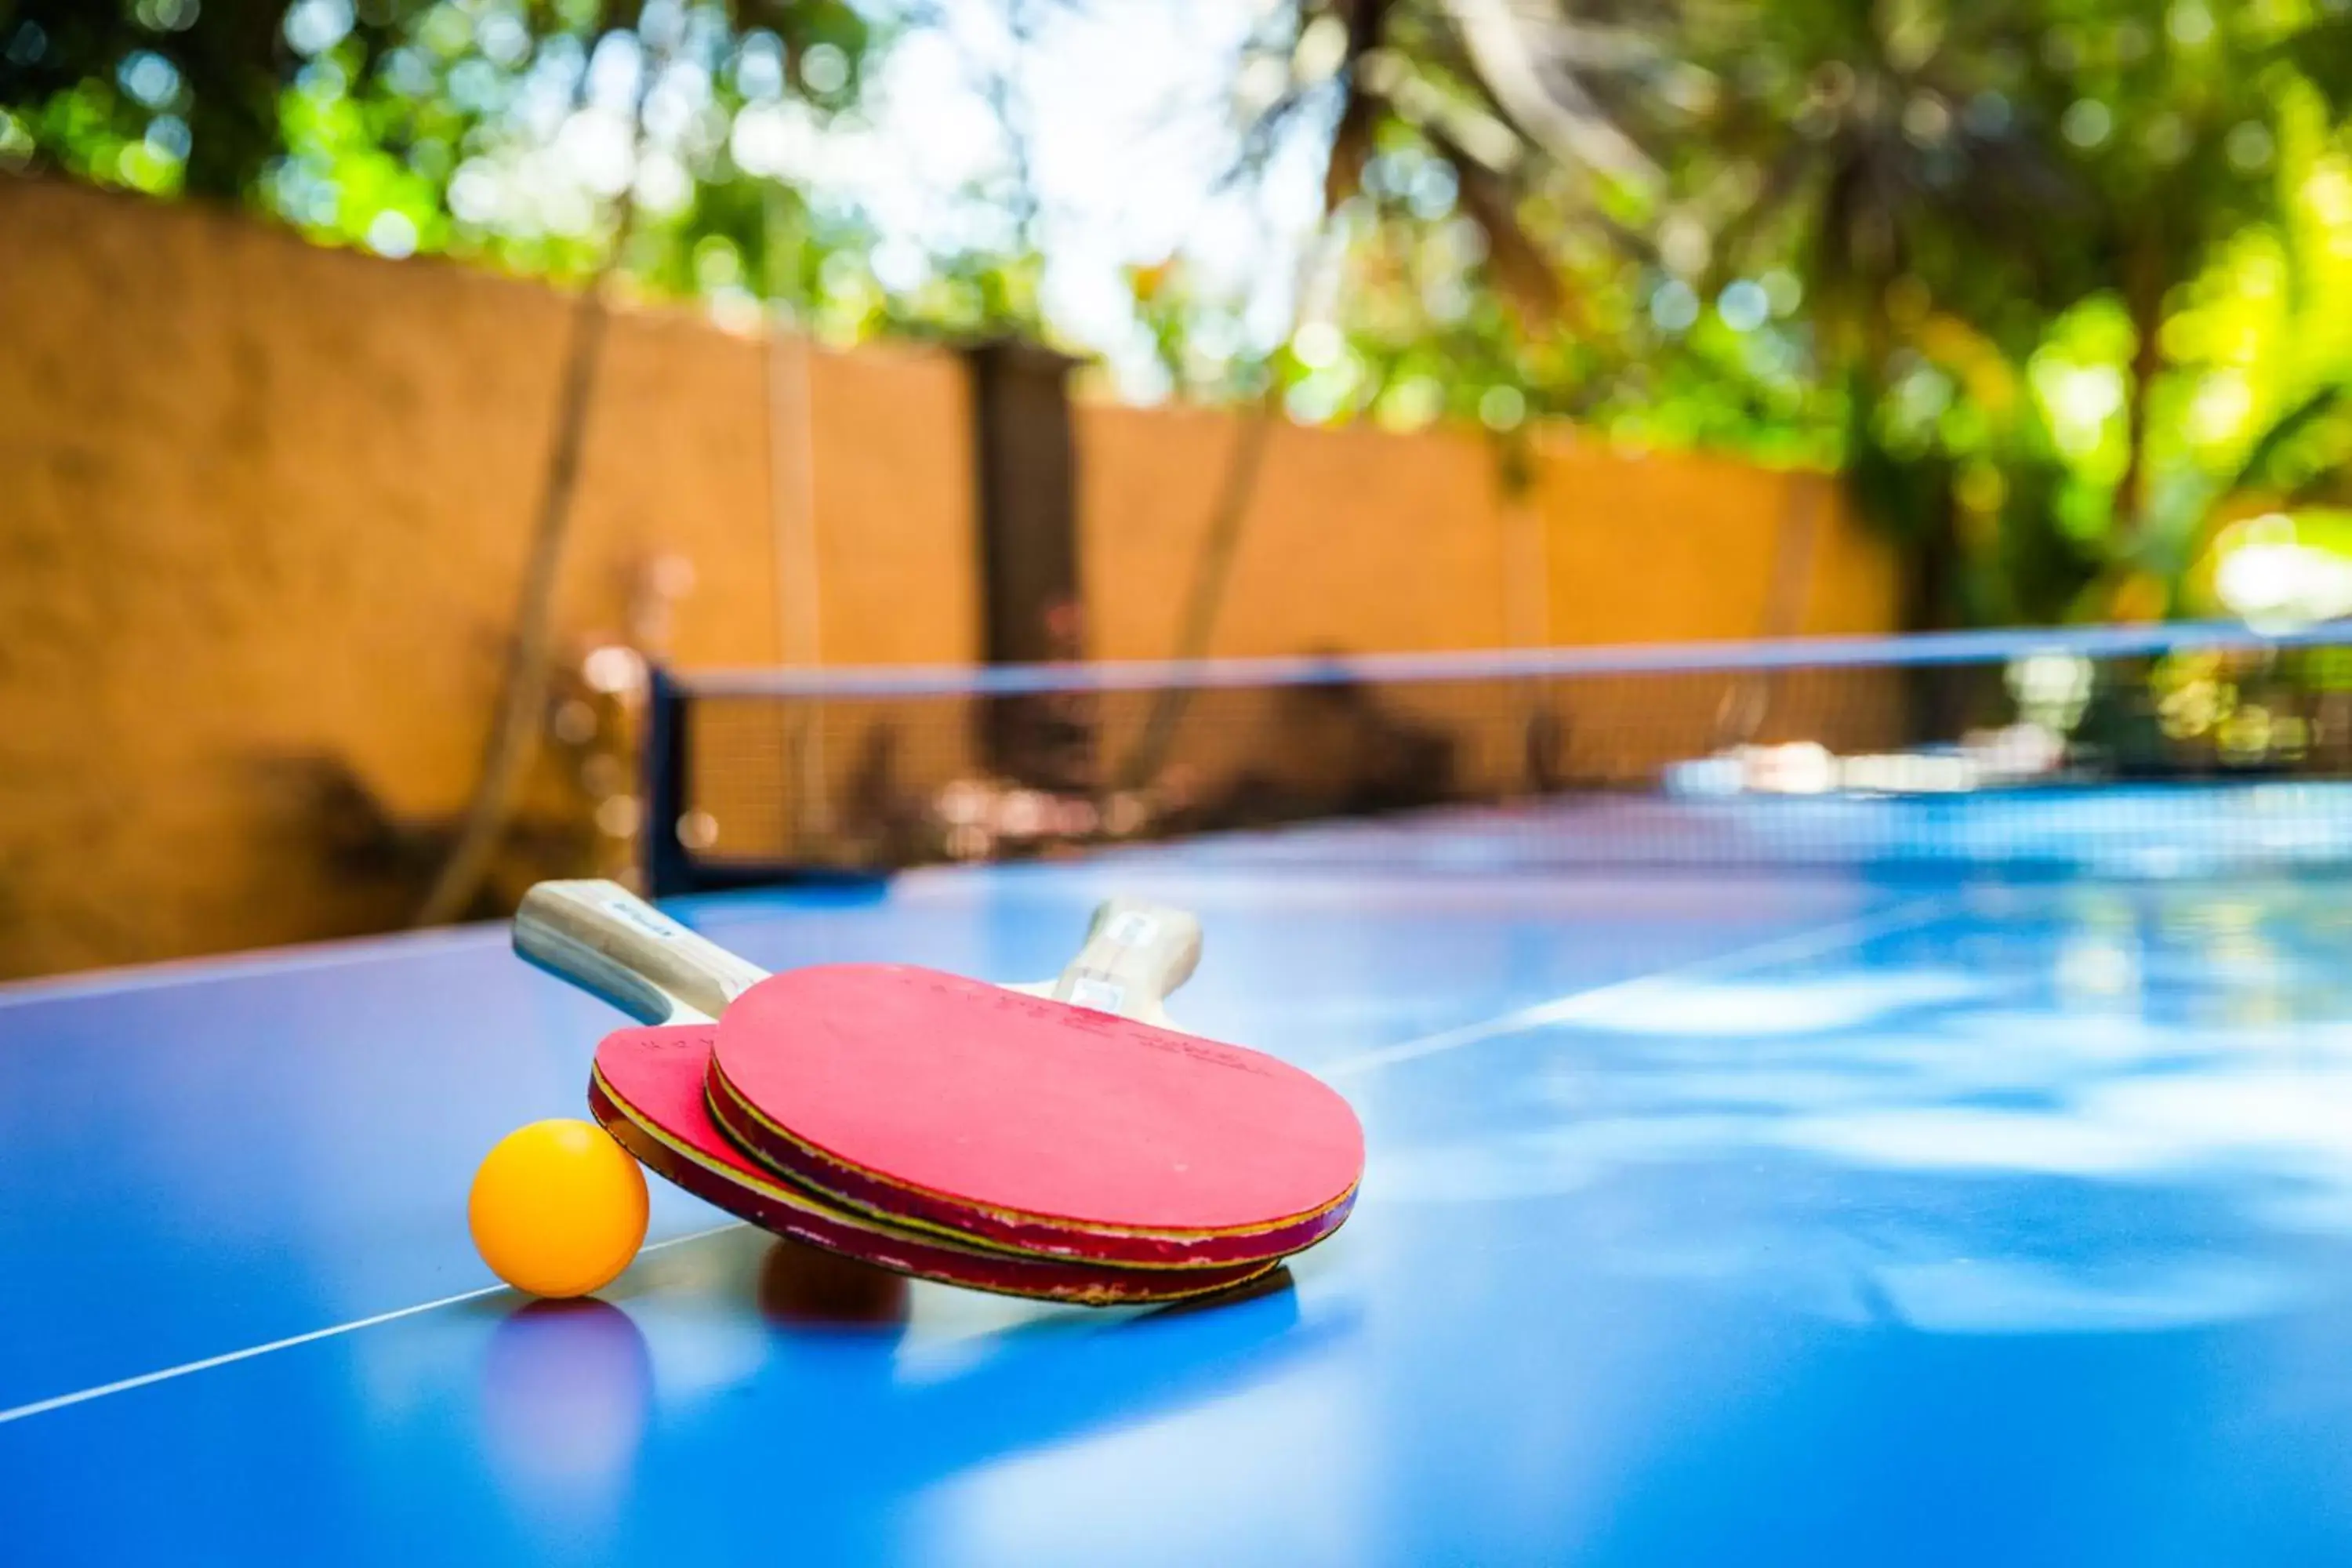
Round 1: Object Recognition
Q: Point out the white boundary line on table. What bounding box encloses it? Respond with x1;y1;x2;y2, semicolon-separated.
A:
0;1222;743;1428
0;891;1952;1430
0;923;505;1007
1319;892;1954;1080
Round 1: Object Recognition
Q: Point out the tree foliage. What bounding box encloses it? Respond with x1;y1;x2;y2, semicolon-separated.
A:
1210;0;2352;627
16;0;2352;628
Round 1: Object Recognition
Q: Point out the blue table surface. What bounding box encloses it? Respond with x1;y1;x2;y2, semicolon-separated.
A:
9;807;2352;1564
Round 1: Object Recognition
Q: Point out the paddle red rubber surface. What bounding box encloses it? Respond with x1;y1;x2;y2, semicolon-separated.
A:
706;964;1365;1267
589;1025;1276;1305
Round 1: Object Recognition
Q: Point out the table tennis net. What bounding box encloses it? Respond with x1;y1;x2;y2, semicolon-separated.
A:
638;623;2352;891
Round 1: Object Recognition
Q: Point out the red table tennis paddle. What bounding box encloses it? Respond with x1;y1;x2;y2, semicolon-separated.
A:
588;1023;1275;1304
516;881;1364;1270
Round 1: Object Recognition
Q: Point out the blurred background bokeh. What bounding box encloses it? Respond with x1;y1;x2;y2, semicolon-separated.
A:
6;0;2351;978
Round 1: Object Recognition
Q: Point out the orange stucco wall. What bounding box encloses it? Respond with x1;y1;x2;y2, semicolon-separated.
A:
0;175;1897;978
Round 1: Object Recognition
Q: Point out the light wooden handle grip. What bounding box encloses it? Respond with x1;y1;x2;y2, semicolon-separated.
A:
513;879;768;1025
1047;898;1203;1026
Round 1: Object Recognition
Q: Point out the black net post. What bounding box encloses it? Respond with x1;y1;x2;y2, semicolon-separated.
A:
642;662;693;897
964;338;1097;793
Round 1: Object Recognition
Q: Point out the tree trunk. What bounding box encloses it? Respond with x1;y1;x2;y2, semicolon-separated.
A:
412;255;627;925
1114;396;1277;791
2114;244;2165;556
1898;477;1963;747
414;40;646;924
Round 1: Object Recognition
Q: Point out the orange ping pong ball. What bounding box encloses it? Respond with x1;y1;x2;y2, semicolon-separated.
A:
469;1120;649;1298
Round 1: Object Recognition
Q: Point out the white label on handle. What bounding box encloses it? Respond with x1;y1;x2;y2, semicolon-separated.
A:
1105;912;1159;947
603;895;685;941
1066;977;1127;1014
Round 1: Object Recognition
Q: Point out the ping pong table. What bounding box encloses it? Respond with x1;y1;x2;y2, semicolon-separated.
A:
9;799;2352;1564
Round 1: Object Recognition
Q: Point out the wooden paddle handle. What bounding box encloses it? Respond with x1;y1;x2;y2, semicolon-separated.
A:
1047;898;1203;1026
514;879;769;1025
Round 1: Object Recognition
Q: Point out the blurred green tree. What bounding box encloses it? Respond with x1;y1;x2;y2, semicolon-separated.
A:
0;0;874;279
1192;0;2352;630
19;0;2352;640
